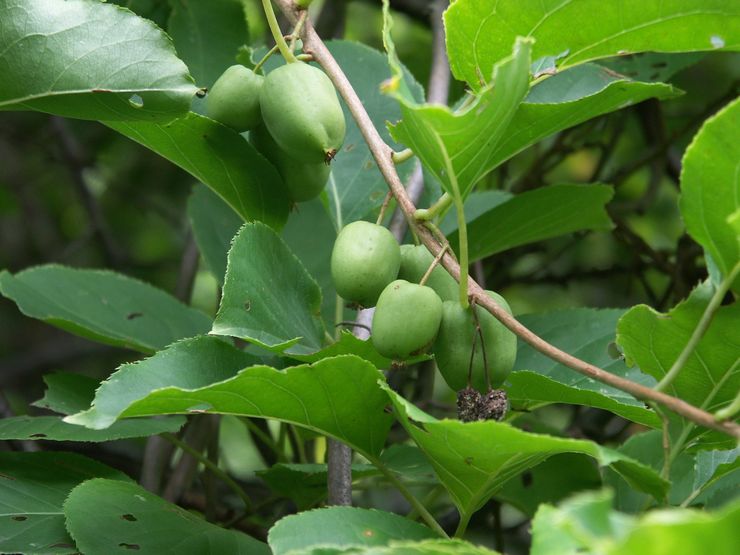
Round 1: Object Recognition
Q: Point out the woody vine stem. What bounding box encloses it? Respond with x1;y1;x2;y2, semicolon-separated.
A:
274;0;740;441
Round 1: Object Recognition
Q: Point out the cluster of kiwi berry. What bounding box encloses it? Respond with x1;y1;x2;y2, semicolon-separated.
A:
331;221;517;421
206;61;345;203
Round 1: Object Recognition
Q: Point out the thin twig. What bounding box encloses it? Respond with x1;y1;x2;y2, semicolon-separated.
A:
273;0;740;439
419;244;448;286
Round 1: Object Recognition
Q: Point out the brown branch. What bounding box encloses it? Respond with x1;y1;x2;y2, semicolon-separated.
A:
274;0;740;439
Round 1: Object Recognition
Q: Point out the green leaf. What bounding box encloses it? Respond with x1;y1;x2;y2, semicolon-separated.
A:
267;507;436;555
0;451;130;555
617;282;740;446
167;0;247;88
604;431;739;512
0;265;211;354
63;478;269;554
106;113;290;228
66;336;258;430
0;415;185;443
281;198;341;325
114;355;392;458
383;385;668;522
609;500;740;555
188;185;339;325
285;539;499;555
439;190;512;235
187;184;243;284
32;372;99;415
510;308;660;428
680;97;740;291
0;0;196;120
388;37;533;199
477;64;679;171
211;222;325;355
496;453;602;516
290;330;422;369
256;463;378;509
530;490;633;555
599;52;705;82
532;489;740;555
445;0;740;89
452;184;614;261
67;340;392;458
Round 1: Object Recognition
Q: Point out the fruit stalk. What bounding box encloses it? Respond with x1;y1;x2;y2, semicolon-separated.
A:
271;0;740;440
261;0;298;63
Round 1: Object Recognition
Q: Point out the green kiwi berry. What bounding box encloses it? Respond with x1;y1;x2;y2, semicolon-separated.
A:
330;221;401;307
260;62;345;164
206;65;263;132
372;279;443;360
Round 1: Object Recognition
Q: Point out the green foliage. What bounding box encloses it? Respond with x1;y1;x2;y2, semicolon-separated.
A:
64;479;269;554
445;0;740;88
0;0;196;120
0;452;131;555
0;265;211;353
680;97;740;292
268;507;436;554
0;0;737;551
107;113;291;227
212;222;325;354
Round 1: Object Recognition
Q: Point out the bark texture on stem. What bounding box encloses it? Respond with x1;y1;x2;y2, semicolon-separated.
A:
273;0;739;439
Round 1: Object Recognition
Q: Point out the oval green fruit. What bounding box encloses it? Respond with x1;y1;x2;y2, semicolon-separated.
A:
206;65;263;132
250;124;329;202
260;62;346;164
433;291;517;392
330;221;400;307
398;244;458;301
372;280;443;360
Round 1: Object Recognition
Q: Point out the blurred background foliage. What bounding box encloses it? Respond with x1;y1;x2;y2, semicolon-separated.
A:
0;0;738;550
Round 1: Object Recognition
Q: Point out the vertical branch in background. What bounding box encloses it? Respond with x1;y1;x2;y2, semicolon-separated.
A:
328;0;453;507
141;225;201;493
50;117;125;268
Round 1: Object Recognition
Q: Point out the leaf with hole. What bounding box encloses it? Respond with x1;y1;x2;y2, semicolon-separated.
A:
0;266;211;354
63;478;269;554
383;385;668;524
0;451;131;555
211;222;325;354
0;0;196;120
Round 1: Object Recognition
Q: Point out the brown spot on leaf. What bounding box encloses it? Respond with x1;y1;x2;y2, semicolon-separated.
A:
121;514;137;522
126;312;143;320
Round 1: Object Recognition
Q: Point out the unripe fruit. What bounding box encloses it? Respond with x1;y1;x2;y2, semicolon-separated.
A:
331;221;401;307
372;280;443;360
250;124;329;202
295;0;314;7
433;291;517;392
206;65;263;132
260;62;346;164
398;244;458;301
